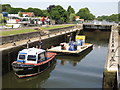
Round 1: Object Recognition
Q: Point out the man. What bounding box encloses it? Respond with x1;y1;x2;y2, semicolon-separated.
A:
38;40;42;49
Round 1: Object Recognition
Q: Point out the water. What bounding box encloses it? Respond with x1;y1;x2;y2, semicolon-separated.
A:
2;31;110;88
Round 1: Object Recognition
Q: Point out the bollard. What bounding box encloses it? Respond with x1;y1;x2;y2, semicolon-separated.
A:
28;39;31;42
110;57;115;61
48;34;50;37
39;36;41;39
112;44;114;47
111;49;114;52
112;40;114;43
12;42;16;46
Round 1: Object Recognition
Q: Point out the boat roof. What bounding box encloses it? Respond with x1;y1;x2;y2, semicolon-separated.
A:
19;48;45;55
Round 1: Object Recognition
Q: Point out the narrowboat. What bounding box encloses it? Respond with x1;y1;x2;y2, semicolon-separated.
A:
12;47;56;78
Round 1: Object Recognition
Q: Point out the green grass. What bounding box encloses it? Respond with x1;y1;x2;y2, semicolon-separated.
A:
0;23;6;26
41;25;74;30
1;24;75;36
1;29;36;36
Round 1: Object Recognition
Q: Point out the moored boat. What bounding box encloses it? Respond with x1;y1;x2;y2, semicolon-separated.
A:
11;47;56;78
47;42;93;55
47;35;93;55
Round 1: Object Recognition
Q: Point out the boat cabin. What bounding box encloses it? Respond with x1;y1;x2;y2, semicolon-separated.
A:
17;48;46;64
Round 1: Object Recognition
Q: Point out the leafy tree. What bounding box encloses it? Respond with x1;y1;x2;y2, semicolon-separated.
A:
96;14;119;22
69;13;76;22
76;7;95;20
26;7;34;12
42;10;50;17
67;5;75;15
19;12;23;17
96;15;109;21
108;14;118;22
9;8;25;14
33;8;43;17
49;5;68;24
2;4;11;12
47;5;55;12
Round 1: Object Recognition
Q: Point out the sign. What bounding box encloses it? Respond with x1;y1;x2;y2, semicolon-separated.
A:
2;12;8;17
76;35;85;40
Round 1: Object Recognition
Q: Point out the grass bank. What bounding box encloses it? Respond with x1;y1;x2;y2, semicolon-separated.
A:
1;24;75;36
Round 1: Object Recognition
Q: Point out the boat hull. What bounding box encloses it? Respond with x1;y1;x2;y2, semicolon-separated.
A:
12;56;56;78
47;44;93;56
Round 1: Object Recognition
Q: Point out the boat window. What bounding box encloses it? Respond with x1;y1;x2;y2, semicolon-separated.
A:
19;55;25;60
38;53;45;61
27;55;36;61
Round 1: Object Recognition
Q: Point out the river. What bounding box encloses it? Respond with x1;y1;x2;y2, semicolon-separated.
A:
2;30;110;88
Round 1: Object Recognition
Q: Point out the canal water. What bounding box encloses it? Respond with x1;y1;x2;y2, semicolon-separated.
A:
2;30;110;88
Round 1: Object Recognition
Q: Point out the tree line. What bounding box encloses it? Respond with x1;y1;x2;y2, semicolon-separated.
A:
96;14;120;22
2;4;120;24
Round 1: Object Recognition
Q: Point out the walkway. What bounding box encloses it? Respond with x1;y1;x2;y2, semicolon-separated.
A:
117;26;120;89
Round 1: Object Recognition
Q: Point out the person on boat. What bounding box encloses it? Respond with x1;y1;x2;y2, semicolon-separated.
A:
38;40;42;49
68;41;77;51
69;40;74;46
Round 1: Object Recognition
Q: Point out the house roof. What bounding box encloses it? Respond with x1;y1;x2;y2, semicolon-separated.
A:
19;12;35;17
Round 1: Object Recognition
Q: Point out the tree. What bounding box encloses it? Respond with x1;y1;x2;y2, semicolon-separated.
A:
9;8;25;14
2;4;11;12
76;7;95;20
26;7;34;12
19;12;23;17
33;8;43;17
67;5;75;15
96;15;109;21
96;14;119;22
42;10;50;17
49;5;68;24
69;13;76;22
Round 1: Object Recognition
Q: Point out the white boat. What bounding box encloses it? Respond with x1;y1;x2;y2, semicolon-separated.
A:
12;47;56;78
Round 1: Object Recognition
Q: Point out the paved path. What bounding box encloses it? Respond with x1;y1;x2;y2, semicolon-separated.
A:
118;27;120;89
105;26;119;71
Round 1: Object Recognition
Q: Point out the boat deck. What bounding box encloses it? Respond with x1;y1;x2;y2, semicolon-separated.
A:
47;43;93;54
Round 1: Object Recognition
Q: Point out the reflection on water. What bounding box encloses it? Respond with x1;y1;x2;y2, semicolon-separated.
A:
57;47;93;66
2;61;56;88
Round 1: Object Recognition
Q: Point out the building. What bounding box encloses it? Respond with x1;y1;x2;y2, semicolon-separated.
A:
18;12;35;17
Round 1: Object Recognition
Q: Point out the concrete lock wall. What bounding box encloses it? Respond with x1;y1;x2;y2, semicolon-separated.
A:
1;26;74;45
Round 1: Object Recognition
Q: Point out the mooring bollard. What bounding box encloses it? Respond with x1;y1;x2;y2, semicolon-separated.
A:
48;34;50;37
112;44;114;47
111;49;114;52
12;42;16;46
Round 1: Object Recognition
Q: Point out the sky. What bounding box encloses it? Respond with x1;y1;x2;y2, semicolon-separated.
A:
1;0;120;17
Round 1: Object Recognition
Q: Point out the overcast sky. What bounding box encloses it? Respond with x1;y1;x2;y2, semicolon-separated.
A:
1;0;120;17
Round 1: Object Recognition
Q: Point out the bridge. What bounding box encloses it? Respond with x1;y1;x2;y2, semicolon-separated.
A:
83;20;116;30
